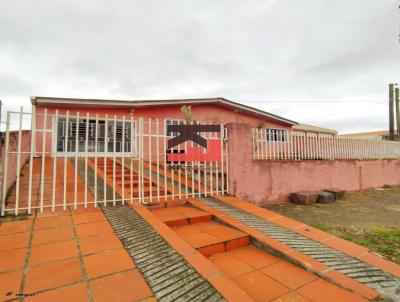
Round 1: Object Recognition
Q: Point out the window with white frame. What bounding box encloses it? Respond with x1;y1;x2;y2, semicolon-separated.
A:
265;128;287;142
55;117;136;155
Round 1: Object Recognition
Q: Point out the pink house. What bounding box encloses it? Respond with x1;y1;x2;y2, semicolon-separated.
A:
32;96;297;154
2;96;399;216
31;96;400;203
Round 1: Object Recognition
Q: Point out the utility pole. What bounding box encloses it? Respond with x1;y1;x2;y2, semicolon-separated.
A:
396;84;400;141
389;83;395;140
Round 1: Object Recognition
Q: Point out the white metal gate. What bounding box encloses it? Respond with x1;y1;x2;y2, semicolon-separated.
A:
1;107;228;215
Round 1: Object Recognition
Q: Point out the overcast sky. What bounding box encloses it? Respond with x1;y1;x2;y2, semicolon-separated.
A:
1;0;399;133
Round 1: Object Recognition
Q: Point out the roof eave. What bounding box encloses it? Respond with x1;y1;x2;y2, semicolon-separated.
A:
31;96;297;126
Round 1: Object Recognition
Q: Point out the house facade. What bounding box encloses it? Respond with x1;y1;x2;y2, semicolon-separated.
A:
31;96;299;155
2;96;400;215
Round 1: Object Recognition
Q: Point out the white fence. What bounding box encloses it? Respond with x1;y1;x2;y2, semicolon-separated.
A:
1;107;228;215
252;128;400;160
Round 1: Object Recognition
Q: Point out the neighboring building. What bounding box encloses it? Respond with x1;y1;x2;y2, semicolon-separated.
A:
292;123;337;138
340;130;394;140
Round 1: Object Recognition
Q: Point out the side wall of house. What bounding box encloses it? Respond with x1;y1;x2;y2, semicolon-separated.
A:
226;123;400;204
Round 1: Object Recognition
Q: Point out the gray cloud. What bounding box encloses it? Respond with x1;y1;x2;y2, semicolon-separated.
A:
0;0;399;133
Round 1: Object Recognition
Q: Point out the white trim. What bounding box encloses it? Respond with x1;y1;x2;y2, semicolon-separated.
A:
52;117;138;157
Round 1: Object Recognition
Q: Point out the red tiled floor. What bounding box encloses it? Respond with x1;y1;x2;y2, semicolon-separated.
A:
0;232;30;251
194;221;225;232
151;205;211;226
226;236;250;251
207;227;246;241
297;279;367;302
172;224;203;236
35;207;71;218
190;215;212;223
30;239;78;266
207;275;254;302
0;270;23;302
90;270;152;302
174;220;249;253
227;246;281;270
31;225;74;246
232;270;290;302
177;206;209;217
0;190;392;302
209;253;254;278
72;212;106;225
184;232;221;249
198;243;225;256
69;205;101;214
35;215;72;230
272;292;310;302
84;249;135;279
79;233;122;255
184;252;221;278
0;248;27;273
262;261;318;290
24;258;83;293
0;219;32;234
75;221;113;238
25;282;89;302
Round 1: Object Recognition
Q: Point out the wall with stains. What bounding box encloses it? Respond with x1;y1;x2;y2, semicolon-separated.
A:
226;123;400;204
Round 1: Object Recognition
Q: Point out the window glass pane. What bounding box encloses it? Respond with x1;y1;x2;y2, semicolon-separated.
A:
55;118;136;155
264;128;287;142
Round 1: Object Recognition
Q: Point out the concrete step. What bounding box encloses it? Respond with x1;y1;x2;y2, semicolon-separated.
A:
101;205;224;302
172;221;250;256
199;197;400;301
150;206;212;227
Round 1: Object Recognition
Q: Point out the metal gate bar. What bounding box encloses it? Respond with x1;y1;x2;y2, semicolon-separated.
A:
1;107;228;215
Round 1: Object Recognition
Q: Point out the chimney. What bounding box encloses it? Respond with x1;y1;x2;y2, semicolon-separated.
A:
389;83;395;140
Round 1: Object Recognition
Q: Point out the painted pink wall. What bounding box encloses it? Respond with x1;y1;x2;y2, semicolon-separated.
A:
0;130;31;197
34;103;291;153
226;123;400;204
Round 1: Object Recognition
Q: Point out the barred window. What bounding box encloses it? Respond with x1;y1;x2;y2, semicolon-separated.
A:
265;129;287;142
56;117;136;154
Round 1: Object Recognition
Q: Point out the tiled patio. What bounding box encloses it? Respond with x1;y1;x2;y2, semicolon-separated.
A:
1;194;400;301
0;206;154;302
209;246;366;302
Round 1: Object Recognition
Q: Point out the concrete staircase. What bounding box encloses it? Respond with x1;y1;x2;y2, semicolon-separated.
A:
150;205;250;257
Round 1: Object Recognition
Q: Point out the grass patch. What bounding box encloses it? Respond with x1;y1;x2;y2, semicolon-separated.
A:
312;222;400;264
310;222;334;232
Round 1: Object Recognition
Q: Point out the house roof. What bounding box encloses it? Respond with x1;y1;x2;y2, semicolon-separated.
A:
339;130;389;137
30;96;297;126
292;123;337;135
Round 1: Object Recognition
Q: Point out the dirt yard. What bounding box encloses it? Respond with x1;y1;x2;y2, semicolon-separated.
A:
264;187;400;264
